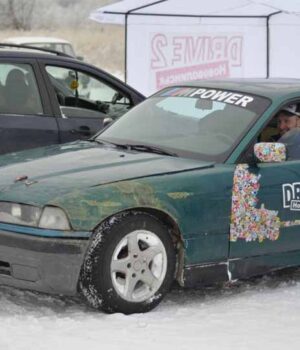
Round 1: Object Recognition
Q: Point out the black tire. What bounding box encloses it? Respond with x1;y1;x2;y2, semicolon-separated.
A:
79;211;176;314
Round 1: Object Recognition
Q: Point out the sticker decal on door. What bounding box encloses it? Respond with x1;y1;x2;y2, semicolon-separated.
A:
230;164;280;242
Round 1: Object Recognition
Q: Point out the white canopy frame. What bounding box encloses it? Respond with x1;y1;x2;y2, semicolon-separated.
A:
91;1;300;95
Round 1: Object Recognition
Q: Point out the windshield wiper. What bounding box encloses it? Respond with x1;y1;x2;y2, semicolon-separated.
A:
92;139;177;157
124;143;177;157
91;139;118;147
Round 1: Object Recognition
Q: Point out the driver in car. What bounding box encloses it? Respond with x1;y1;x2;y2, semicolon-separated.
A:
273;104;300;159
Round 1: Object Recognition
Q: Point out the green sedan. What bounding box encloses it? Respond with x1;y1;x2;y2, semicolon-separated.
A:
0;80;299;314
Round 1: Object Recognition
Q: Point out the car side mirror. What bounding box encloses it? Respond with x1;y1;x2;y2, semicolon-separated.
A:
254;142;286;163
103;117;113;127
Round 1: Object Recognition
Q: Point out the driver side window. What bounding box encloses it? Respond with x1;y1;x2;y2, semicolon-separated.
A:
260;102;300;161
240;102;300;163
45;66;132;120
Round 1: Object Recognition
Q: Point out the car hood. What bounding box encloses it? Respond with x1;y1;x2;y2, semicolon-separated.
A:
0;141;214;206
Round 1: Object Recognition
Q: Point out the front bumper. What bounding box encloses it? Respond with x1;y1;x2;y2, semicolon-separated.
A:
0;224;90;295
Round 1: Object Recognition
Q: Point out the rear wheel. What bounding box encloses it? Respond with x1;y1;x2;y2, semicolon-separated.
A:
79;211;176;314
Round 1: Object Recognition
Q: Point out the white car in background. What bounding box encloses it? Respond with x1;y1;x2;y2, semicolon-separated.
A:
2;36;79;58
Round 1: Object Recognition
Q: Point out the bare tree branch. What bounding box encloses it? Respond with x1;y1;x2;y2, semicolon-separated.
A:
4;0;36;30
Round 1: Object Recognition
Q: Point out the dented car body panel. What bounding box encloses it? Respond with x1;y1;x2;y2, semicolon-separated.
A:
0;80;300;297
0;142;233;264
50;163;235;265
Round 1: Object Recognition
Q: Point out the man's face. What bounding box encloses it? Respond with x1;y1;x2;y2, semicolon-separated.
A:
277;113;299;136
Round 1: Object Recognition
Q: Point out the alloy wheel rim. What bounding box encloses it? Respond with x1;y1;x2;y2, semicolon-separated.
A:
110;229;167;303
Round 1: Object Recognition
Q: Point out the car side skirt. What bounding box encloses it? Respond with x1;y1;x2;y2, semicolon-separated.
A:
229;250;300;280
183;250;300;287
183;262;229;287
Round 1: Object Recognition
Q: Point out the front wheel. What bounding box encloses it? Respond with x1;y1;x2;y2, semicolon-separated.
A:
79;211;176;314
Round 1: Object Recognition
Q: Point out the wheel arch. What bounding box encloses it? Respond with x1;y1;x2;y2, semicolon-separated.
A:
91;206;186;286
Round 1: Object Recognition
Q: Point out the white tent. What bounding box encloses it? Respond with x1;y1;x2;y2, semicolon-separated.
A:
91;0;300;96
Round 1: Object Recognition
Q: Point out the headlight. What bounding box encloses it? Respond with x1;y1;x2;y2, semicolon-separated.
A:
0;202;70;230
0;202;41;226
39;206;71;230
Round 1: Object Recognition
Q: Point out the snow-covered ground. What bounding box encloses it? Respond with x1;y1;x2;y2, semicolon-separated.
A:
1;269;300;350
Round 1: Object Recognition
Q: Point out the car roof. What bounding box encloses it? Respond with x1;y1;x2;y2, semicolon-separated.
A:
175;79;300;101
0;46;76;60
2;36;72;45
0;46;145;98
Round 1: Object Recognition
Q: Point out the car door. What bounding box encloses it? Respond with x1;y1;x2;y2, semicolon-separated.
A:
0;58;59;155
229;119;300;278
38;59;142;143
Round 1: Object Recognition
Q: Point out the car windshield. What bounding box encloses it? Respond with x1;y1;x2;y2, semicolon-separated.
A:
97;86;271;162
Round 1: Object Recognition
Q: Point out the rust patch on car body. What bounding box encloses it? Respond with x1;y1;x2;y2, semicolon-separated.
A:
113;181;164;208
167;192;192;199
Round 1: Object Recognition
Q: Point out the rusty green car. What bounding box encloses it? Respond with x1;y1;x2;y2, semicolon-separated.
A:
0;80;300;314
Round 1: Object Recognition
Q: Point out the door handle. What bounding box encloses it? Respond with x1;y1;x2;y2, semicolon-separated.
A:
71;126;91;137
